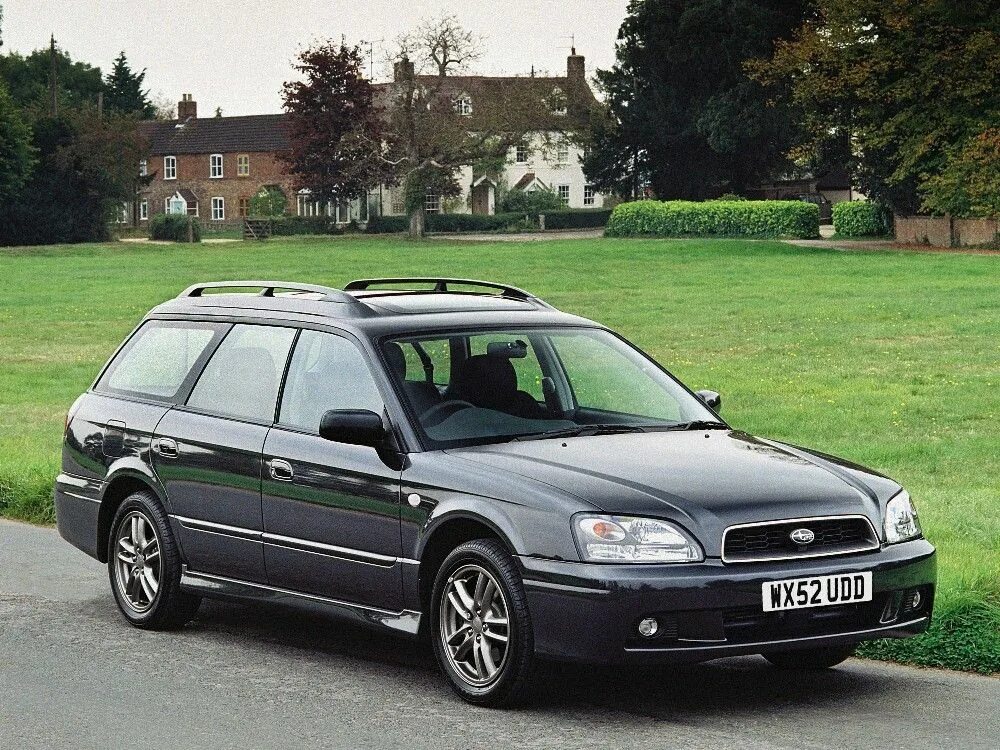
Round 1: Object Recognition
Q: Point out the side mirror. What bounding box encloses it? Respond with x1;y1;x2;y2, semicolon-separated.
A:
695;389;722;412
319;409;387;448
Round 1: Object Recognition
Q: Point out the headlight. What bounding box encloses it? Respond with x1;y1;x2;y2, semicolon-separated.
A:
884;490;922;544
573;514;704;563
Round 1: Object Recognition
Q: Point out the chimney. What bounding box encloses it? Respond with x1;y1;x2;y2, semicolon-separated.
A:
393;56;415;82
177;93;197;120
567;48;585;81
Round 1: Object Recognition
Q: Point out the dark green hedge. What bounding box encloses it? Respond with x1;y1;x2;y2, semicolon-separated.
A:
269;216;343;236
366;212;530;234
832;201;890;237
542;208;613;229
150;214;201;242
605;200;820;239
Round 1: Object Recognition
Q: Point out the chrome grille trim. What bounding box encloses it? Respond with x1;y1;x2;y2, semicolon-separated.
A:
721;514;880;564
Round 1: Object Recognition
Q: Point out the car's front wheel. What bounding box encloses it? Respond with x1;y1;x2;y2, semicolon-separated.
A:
761;644;857;670
430;538;534;706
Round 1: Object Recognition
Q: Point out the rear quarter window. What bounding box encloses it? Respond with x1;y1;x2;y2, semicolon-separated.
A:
96;320;226;402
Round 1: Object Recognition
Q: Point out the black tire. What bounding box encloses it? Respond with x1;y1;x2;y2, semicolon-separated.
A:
107;490;201;630
762;643;857;670
430;538;534;707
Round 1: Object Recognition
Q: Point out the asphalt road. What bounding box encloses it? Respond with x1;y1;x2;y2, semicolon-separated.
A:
2;519;997;750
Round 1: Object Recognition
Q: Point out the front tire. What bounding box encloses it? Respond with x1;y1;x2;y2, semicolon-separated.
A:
430;538;534;707
762;644;857;670
107;490;200;630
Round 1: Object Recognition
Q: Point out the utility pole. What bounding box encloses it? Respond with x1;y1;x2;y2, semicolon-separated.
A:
49;34;58;117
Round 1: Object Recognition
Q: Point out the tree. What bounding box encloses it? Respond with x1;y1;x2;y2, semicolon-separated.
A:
755;0;1000;214
0;43;103;114
103;52;155;118
921;129;1000;218
281;41;386;208
585;0;806;201
0;80;34;204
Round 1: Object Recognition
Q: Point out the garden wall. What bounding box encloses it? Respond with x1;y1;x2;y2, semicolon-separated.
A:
894;215;999;247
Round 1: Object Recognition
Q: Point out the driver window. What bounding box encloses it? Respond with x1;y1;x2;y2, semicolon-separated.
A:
279;330;384;433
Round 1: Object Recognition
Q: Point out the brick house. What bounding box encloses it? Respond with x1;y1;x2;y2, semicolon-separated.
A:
135;96;294;226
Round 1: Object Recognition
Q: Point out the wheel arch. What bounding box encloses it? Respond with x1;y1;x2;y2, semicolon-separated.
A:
97;466;166;563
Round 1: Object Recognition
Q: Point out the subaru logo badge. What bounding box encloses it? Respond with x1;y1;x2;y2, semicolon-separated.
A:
790;528;816;545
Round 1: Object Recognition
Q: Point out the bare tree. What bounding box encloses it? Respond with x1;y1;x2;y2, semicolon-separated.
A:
397;14;483;78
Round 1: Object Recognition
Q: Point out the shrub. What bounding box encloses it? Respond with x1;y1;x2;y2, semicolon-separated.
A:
541;208;613;230
366;212;534;234
269;216;339;236
150;214;201;242
499;188;563;214
249;185;288;218
365;214;410;233
832;201;890;237
605;199;819;239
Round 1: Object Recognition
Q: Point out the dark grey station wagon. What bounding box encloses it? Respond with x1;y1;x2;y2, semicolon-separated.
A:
55;278;936;706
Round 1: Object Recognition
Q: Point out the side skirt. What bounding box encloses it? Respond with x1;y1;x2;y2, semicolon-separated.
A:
180;567;423;636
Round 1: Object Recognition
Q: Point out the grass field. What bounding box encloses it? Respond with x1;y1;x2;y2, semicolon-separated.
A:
1;235;997;673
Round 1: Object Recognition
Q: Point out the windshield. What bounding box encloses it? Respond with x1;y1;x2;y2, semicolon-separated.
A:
383;327;723;449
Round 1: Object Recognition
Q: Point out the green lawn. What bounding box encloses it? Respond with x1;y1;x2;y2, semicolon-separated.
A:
1;235;997;673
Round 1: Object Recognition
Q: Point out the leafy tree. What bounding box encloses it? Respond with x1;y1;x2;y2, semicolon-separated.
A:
103;52;155;118
756;0;1000;214
921;129;1000;218
0;80;34;204
0;44;103;114
281;41;386;207
249;185;288;217
499;187;563;214
586;0;806;200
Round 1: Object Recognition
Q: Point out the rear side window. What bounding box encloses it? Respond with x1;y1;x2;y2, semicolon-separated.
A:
187;324;296;422
98;320;224;401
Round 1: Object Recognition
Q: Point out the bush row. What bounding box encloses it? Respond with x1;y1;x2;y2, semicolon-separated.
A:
542;208;613;230
150;214;201;242
605;200;820;239
366;212;530;234
832;201;890;237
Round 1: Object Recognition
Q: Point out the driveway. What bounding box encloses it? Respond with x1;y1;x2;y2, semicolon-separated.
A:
1;519;997;750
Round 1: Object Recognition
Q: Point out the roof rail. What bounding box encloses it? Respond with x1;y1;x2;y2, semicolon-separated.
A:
344;277;549;305
179;280;357;304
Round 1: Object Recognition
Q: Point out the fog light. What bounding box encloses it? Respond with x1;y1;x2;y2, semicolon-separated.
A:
638;617;659;637
910;590;922;609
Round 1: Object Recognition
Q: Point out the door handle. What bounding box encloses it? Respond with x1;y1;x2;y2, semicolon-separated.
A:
154;438;178;458
268;458;294;481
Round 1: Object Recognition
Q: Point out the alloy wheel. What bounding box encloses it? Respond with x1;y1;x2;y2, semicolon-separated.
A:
114;510;161;613
439;563;511;686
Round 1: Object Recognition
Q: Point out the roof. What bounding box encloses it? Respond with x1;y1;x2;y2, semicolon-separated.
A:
138;114;289;156
512;173;548;191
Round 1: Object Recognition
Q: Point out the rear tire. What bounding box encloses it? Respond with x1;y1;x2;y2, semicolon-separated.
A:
762;644;856;670
430;538;534;707
107;490;200;630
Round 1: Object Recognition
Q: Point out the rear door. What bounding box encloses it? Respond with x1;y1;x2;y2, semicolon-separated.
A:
261;328;404;610
153;323;296;583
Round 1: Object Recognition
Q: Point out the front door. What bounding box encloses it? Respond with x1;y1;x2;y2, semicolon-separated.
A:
155;323;296;583
262;329;404;611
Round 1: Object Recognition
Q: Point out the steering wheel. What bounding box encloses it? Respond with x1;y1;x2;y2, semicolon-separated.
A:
420;399;475;428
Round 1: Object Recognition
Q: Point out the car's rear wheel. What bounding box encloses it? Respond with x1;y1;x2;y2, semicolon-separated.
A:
108;490;200;629
430;538;534;707
761;644;857;670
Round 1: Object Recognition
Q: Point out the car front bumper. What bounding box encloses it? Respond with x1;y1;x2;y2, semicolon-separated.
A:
517;539;935;665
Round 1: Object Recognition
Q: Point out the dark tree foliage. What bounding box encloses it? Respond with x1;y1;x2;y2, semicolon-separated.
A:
584;0;806;200
0;45;103;114
103;52;155;118
0;80;34;203
281;41;386;205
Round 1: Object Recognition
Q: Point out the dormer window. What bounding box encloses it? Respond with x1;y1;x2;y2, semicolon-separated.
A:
454;96;472;116
550;87;568;116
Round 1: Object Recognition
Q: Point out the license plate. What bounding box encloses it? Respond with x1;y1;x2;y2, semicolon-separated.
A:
762;572;872;612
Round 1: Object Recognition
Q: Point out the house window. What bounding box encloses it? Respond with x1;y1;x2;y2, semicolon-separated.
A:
550;87;567;116
116;202;130;224
139;159;147;177
557;184;571;205
556;141;569;164
515;143;529;164
425;190;440;214
164;156;177;180
238;197;250;218
139;199;149;220
237;154;249;176
211;197;225;221
454;96;472;116
584;184;595;206
297;193;330;217
210;154;224;178
335;202;351;224
390;189;406;215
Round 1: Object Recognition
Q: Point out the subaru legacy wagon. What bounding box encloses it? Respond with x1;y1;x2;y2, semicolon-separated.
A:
55;278;935;706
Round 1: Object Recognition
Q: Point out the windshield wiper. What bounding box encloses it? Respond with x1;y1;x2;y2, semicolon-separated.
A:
511;424;648;442
665;419;729;431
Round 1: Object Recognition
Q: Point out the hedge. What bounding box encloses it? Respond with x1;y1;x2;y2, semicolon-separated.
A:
150;214;201;242
832;201;890;237
605;200;820;239
269;216;343;236
366;212;531;234
542;208;613;230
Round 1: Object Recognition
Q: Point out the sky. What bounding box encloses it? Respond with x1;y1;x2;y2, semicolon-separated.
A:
2;1;630;116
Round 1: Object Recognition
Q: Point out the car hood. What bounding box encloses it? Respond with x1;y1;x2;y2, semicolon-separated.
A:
443;430;897;556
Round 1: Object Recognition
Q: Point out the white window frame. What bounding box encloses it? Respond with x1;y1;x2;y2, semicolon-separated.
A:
551;87;567;116
425;190;441;214
556;141;569;164
139;199;149;221
237;154;249;176
515;143;529;164
210;154;224;179
454;96;472;116
584;184;595;206
116;202;130;224
211;196;225;221
139;159;147;177
557;184;571;206
163;155;177;180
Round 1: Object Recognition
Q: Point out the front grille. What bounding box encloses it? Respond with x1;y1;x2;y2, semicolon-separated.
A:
721;597;887;644
722;515;879;563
